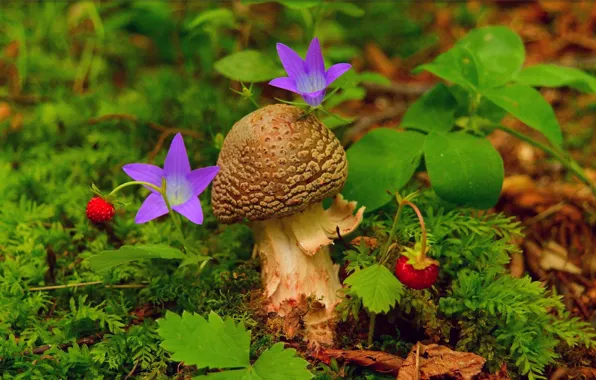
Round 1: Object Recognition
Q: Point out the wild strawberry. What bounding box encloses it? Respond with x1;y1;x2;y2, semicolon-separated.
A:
86;197;115;223
395;255;439;290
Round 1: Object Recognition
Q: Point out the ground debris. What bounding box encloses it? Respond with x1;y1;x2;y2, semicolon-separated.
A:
314;348;404;376
397;343;486;380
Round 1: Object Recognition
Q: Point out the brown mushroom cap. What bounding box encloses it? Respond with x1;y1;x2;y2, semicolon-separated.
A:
211;104;348;223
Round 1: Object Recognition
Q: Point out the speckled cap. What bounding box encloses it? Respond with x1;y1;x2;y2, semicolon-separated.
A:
211;104;348;223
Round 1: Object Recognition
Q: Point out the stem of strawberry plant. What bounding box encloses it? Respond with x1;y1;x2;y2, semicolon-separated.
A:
403;200;428;263
494;124;596;196
379;195;405;266
367;312;376;347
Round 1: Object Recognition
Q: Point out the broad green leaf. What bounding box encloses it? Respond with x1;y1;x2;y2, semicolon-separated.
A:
85;244;184;273
456;26;525;89
401;83;457;133
344;264;403;314
415;45;480;91
215;50;283;82
343;129;425;212
483;83;562;146
514;64;596;93
424;132;504;209
450;85;507;123
187;9;235;30
179;254;211;267
158;311;251;370
251;343;313;379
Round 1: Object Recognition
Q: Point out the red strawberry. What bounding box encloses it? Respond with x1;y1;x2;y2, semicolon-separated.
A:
395;255;439;290
86;197;115;223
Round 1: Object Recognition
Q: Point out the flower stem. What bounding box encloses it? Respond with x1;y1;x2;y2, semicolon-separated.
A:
160;180;195;255
108;181;163;197
494;124;596;196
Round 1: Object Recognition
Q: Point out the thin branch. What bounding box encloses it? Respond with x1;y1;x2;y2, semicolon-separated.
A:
28;281;146;291
341;104;405;146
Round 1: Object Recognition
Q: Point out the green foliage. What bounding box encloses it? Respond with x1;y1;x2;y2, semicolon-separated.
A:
85;244;187;273
423;132;504;209
350;25;594;211
515;64;596;93
343;129;425;212
344;264;403;314
158;311;313;379
215;50;284;82
401;84;457;133
441;270;596;379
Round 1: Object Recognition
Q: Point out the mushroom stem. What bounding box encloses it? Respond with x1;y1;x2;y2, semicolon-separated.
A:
251;195;364;345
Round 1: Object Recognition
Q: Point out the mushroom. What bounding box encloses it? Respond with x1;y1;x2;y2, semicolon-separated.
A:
211;104;364;345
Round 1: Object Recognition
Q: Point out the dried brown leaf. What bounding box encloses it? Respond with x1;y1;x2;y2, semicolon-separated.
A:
322;349;404;376
397;343;485;380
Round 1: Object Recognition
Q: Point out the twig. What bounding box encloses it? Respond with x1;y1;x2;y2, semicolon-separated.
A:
0;94;50;105
28;281;147;291
341;104;405;146
24;334;104;355
124;360;139;380
556;272;591;320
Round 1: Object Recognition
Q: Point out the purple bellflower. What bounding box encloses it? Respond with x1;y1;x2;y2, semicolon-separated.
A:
269;37;352;107
123;133;219;225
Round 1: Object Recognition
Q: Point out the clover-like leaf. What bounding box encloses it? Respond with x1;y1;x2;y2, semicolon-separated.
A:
343;129;426;212
514;64;596;93
424;132;504;209
483;83;562;146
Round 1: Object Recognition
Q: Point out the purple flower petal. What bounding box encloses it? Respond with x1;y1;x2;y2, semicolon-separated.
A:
325;63;352;86
305;37;325;77
135;193;168;224
301;90;326;107
269;77;298;93
173;197;203;225
276;43;305;79
122;163;164;193
165;176;192;206
164;133;191;178
187;166;220;197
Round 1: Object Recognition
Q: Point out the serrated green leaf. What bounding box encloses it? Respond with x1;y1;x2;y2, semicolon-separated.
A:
343;129;425;212
215;50;283;82
251;343;313;379
424;132;504;209
157;311;251;370
401;83;457;133
483;83;562;146
456;26;525;89
192;343;312;379
85;244;184;273
514;64;596;93
344;264;403;314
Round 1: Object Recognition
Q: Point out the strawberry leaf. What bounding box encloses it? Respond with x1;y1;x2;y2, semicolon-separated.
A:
344;264;403;314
